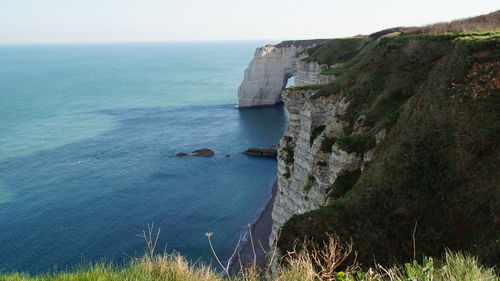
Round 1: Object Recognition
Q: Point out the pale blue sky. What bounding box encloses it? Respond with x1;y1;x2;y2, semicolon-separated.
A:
0;0;498;44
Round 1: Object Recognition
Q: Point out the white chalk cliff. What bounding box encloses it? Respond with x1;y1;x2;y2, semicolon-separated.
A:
238;40;330;107
294;59;336;86
237;39;385;249
237;39;385;252
271;90;354;246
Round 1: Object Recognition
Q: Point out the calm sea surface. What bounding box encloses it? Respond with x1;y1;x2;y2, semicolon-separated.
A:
0;42;286;273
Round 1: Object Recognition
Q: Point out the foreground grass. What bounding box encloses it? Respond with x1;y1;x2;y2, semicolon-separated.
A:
1;250;497;281
0;254;220;281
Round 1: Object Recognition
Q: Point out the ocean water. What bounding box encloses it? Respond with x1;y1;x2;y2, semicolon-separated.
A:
0;42;287;273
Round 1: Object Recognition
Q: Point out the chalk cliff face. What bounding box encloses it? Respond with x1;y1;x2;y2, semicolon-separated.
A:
269;89;374;247
294;59;336;86
238;40;329;107
237;39;356;248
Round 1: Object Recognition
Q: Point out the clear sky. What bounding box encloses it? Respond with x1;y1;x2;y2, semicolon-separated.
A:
1;0;498;44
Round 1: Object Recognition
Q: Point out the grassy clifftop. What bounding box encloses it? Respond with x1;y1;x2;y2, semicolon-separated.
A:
279;29;500;267
301;36;370;65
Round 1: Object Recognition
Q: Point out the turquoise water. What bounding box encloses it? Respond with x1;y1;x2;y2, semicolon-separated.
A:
0;42;286;273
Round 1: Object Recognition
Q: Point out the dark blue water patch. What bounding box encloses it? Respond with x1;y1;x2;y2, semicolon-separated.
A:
0;104;286;273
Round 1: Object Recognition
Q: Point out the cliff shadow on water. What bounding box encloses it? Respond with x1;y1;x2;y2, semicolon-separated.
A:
237;103;287;143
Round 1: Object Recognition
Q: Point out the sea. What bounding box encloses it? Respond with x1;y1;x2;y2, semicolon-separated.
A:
0;41;287;273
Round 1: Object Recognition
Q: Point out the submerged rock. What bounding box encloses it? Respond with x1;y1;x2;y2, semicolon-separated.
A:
242;146;277;158
192;148;215;157
175;152;189;157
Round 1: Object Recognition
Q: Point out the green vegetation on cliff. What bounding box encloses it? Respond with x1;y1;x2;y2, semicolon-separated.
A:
279;29;500;267
286;84;325;91
302;36;370;65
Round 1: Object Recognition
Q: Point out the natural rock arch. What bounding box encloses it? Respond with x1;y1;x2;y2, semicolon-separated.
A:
238;40;328;107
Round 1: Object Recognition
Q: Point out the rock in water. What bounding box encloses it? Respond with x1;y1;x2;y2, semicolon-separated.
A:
175;152;189;157
192;148;215;157
242;146;277;158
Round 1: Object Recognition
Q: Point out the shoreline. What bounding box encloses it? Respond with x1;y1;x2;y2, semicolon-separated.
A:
229;180;277;273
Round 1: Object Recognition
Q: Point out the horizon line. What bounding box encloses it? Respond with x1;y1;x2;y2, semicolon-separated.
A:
0;37;335;46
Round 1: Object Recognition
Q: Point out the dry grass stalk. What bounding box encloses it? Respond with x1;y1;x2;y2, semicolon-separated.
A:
282;233;360;280
248;224;257;268
137;222;161;257
136;224;221;281
205;232;243;281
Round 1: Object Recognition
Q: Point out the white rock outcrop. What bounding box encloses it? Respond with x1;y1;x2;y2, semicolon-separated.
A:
270;89;363;248
238;40;329;107
294;59;336;86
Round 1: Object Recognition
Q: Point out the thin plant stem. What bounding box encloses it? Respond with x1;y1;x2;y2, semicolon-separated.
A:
267;229;281;273
205;233;231;281
412;221;418;260
248;224;257;268
226;233;243;270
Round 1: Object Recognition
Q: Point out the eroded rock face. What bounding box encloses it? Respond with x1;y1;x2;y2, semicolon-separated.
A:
238;45;298;107
238;40;329;107
294;59;336;86
270;89;362;248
